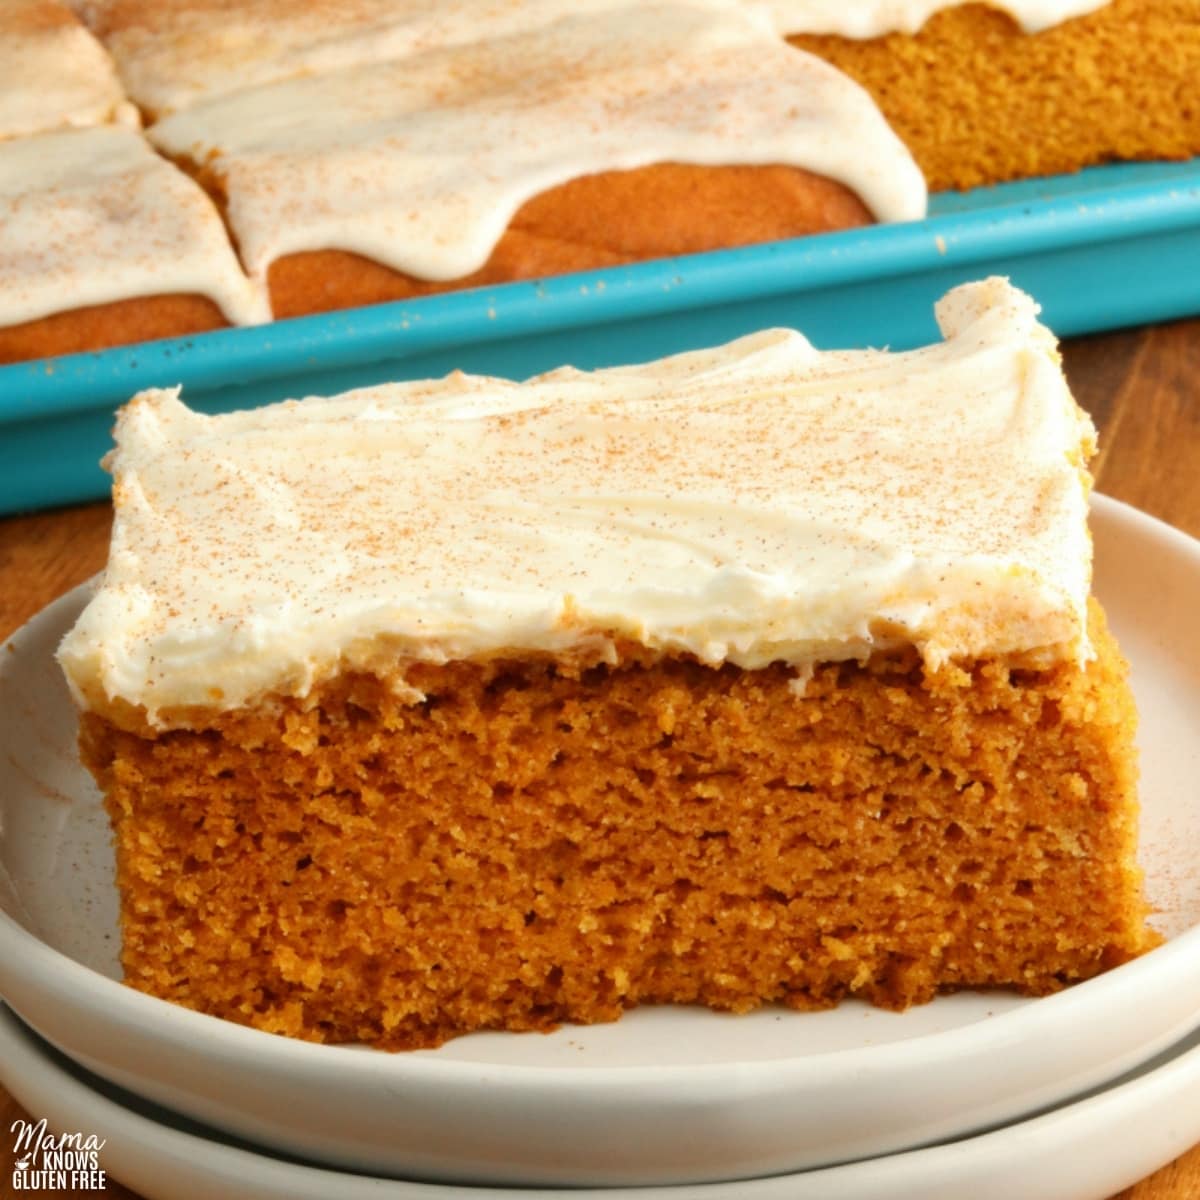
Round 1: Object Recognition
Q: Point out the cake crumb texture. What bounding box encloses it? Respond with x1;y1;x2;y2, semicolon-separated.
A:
790;0;1200;191
82;601;1153;1050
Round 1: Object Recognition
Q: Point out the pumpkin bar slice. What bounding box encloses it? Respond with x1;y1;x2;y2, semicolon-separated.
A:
0;124;268;363
146;3;924;318
59;277;1154;1049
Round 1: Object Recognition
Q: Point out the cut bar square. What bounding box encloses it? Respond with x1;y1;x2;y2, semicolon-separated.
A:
0;0;132;140
0;124;267;364
144;5;921;316
60;278;1155;1049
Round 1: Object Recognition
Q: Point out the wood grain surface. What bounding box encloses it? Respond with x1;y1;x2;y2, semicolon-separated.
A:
0;318;1197;1198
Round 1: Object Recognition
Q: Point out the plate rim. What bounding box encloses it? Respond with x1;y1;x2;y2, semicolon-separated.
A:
3;996;1200;1199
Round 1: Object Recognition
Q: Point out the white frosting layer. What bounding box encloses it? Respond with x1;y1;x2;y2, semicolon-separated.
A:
60;279;1097;723
763;0;1110;36
79;0;1113;118
0;125;269;329
78;0;736;118
148;3;926;288
0;0;135;139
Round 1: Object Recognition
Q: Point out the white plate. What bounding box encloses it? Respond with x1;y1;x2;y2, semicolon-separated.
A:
1;495;1199;1188
4;1000;1200;1200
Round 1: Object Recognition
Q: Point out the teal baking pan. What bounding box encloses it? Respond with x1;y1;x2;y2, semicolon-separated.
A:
1;156;1198;516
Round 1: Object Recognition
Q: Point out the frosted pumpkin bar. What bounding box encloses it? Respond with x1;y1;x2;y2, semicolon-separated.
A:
145;2;924;318
59;278;1154;1049
0;0;133;140
0;124;267;364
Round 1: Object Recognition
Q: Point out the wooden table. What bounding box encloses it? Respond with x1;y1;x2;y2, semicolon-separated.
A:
1;319;1198;1198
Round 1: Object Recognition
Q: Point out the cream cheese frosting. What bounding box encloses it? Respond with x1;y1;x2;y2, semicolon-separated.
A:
147;3;925;290
78;0;1113;119
0;0;135;140
59;278;1097;725
0;125;269;330
75;0;735;118
762;0;1111;36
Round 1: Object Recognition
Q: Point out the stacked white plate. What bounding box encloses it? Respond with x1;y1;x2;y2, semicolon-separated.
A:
2;495;1199;1200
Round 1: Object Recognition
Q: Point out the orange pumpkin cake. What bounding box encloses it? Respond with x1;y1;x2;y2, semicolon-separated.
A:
779;0;1200;191
59;278;1155;1049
